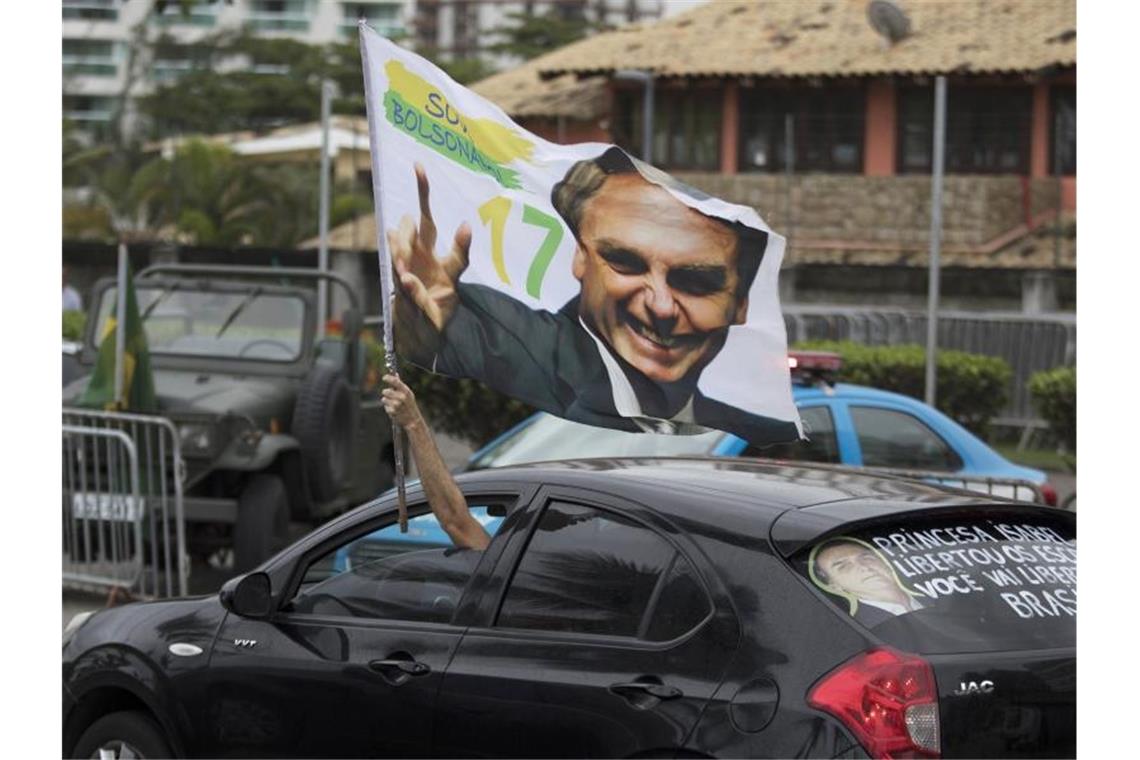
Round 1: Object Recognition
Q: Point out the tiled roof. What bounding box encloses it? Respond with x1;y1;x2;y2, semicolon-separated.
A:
534;0;1076;80
471;52;608;119
305;211;1075;271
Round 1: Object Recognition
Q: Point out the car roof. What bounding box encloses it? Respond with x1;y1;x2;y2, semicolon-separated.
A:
793;381;925;404
458;455;966;505
452;456;1030;550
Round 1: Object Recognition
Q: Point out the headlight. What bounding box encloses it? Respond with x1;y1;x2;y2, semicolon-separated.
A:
63;611;95;647
178;423;213;455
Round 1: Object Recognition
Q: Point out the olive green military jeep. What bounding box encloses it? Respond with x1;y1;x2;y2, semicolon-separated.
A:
62;264;394;571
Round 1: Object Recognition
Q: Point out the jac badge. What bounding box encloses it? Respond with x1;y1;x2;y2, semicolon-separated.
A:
954;680;995;695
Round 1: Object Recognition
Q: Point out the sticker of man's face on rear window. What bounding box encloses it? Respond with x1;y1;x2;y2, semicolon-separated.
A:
809;537;926;625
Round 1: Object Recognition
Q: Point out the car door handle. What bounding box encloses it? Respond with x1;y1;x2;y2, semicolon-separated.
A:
369;658;431;677
610;681;682;699
609;679;683;709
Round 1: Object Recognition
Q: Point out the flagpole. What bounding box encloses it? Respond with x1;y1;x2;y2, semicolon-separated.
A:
924;75;946;407
114;240;128;407
317;79;333;339
360;21;408;532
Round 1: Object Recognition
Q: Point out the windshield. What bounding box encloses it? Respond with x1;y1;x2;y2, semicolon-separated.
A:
470;413;723;469
95;284;306;362
793;512;1076;654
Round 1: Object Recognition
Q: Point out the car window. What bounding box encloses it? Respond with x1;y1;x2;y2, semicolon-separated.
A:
850;406;962;471
642;553;713;641
496;501;705;639
744;405;839;463
792;512;1076;654
286;504;507;624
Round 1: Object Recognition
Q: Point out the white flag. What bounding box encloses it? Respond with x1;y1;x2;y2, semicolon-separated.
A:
361;24;802;445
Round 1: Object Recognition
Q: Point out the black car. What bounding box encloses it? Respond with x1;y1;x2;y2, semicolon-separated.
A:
63;458;1076;759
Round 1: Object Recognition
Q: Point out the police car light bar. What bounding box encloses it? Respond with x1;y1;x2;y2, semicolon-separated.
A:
788;351;843;373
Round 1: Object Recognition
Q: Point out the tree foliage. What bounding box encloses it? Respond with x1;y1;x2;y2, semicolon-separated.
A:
400;364;535;448
434;55;498;85
63;139;369;248
137;33;492;136
1028;366;1076;452
140;33;369;136
64;13;495;248
793;340;1012;436
487;9;597;61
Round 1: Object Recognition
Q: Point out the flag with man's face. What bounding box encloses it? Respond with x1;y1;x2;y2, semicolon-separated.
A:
360;25;803;446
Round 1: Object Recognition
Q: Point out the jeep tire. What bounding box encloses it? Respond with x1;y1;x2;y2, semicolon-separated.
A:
293;362;356;503
234;474;288;572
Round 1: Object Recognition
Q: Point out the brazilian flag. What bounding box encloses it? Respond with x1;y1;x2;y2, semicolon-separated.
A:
79;266;158;413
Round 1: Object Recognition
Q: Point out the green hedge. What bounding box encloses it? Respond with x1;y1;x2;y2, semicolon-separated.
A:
358;331;534;448
63;309;86;341
401;365;536;448
1028;366;1076;451
794;340;1012;435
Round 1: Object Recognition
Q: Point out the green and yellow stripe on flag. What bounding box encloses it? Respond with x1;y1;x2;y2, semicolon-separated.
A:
78;266;157;413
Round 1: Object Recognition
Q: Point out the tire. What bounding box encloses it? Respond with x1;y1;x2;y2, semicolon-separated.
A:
292;362;356;503
72;710;172;759
234;474;288;573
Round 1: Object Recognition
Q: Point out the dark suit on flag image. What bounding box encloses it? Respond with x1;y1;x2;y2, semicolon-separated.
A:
422;283;800;444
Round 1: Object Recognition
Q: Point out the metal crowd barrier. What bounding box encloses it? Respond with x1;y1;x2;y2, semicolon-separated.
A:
62;409;188;598
783;306;1076;429
862;466;1048;505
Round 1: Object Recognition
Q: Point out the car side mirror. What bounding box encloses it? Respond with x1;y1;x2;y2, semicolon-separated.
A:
219;572;274;619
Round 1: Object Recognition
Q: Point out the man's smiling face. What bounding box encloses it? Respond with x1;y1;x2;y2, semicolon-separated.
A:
572;174;748;384
817;543;904;604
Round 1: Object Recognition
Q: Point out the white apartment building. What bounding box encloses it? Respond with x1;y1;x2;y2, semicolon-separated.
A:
62;0;676;136
63;0;414;134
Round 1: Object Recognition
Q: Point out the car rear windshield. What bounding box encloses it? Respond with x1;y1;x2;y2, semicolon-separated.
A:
791;512;1075;654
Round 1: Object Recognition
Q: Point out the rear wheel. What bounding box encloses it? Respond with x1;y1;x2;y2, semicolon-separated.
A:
72;710;172;759
234;474;288;572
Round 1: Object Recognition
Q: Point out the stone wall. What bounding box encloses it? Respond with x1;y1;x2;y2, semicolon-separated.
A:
672;172;1062;254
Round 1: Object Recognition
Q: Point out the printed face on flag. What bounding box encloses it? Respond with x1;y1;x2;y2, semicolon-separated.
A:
361;25;802;445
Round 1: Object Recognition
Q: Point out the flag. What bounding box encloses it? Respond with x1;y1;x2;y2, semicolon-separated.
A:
78;264;158;414
360;24;803;446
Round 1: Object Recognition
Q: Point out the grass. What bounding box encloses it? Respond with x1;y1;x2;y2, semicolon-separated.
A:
993;443;1074;473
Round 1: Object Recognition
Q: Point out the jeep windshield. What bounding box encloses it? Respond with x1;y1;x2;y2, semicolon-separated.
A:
93;284;306;362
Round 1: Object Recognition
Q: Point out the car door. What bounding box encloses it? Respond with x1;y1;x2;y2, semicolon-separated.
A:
201;495;516;758
435;487;740;758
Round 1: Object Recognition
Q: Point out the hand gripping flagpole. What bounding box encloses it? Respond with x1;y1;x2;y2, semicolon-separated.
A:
360;20;408;532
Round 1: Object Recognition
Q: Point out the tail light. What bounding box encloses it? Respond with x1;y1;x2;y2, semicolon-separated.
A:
808;648;940;759
1040;483;1058;507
